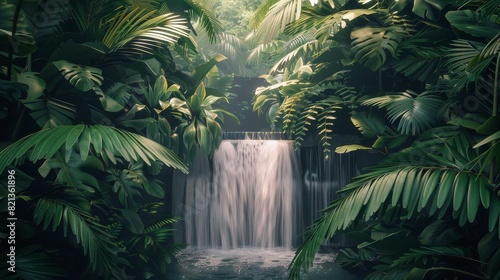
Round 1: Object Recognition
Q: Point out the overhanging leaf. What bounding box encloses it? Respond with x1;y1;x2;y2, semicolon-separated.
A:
350;112;386;138
350;26;405;71
446;10;499;40
335;144;372;153
0;125;188;174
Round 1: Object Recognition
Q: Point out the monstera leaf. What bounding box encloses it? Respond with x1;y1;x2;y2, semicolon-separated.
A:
350;26;405;71
391;0;449;21
40;60;103;92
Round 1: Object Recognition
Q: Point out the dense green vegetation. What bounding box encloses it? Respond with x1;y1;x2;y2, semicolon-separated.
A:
0;0;236;279
1;0;499;280
249;0;500;279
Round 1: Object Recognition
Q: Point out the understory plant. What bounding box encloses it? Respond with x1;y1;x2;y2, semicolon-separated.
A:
0;0;236;279
250;0;500;279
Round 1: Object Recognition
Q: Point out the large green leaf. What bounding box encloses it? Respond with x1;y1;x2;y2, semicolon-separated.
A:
38;153;103;192
0;125;188;174
190;54;227;86
0;80;26;119
446;10;499;40
478;231;500;280
288;150;498;278
32;184;118;274
418;220;466;245
350;26;405;71
350;112;386;138
40;60;103;92
362;90;443;135
120;208;144;234
15;72;46;100
22;97;76;129
392;0;450;21
100;8;190;55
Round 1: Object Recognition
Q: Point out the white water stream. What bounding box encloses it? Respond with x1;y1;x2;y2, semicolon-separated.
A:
177;140;302;248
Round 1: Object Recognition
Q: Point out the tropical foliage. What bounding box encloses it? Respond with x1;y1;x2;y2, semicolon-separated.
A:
250;0;500;279
0;0;236;279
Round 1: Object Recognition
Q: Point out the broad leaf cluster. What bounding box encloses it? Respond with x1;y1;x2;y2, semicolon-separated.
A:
250;0;500;279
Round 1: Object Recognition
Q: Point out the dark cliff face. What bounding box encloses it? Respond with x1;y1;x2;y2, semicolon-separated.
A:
221;76;269;132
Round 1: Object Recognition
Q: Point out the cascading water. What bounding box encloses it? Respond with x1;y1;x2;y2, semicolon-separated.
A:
172;132;367;249
173;132;302;249
168;133;373;279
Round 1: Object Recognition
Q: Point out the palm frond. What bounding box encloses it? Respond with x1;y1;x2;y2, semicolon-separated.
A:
22;97;77;129
99;8;190;55
269;32;321;74
468;32;500;71
0;125;188;174
362;90;444;135
390;246;469;268
67;0;130;33
445;10;499;40
395;31;448;83
285;82;353;149
285;7;385;44
288;161;498;278
247;40;284;66
183;0;223;43
446;39;493;95
250;0;281;29
476;0;500;20
33;184;118;274
193;27;249;75
252;0;303;42
214;33;247;61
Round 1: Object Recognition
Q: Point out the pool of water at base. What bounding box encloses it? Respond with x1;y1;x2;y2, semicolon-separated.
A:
163;247;364;280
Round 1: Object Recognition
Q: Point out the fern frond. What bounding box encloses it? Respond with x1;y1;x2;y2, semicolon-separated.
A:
145;216;182;232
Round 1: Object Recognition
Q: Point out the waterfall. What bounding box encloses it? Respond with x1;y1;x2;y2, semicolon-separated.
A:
172;133;368;249
173;138;302;249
